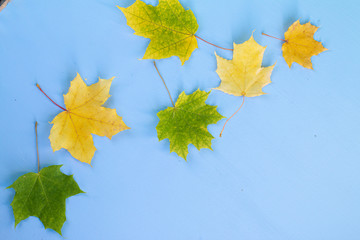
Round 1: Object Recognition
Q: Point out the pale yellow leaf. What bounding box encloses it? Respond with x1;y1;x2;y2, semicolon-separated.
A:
215;35;275;97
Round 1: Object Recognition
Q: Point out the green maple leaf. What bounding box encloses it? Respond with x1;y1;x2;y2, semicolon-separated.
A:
156;89;224;160
118;0;199;64
7;165;84;235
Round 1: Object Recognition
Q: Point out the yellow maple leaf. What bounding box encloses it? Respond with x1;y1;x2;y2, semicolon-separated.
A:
215;35;275;97
282;20;328;69
44;73;129;164
215;34;275;136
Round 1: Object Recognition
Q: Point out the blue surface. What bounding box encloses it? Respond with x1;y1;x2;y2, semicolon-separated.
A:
1;0;360;239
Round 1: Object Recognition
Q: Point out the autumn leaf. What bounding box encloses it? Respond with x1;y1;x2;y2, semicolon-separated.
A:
263;20;327;69
37;73;130;164
118;0;199;64
215;35;275;97
215;34;275;136
282;20;327;69
7;165;84;235
156;89;224;160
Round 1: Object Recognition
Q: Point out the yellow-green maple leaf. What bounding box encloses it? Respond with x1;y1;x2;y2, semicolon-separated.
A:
156;90;224;160
215;35;275;97
49;73;130;164
118;0;199;64
282;20;328;69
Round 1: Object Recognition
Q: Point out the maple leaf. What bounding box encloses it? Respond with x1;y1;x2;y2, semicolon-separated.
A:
156;89;224;160
282;20;328;69
118;0;199;65
214;35;275;136
215;35;275;97
38;73;130;164
7;165;84;235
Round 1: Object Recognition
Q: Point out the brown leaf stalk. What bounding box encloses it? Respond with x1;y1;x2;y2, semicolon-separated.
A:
153;61;175;107
220;96;245;137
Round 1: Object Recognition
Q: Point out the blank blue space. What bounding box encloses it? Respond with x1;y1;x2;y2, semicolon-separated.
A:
1;0;360;239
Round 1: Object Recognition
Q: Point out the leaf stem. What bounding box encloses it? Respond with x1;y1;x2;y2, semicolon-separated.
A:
195;35;233;51
36;84;67;111
220;96;245;137
261;33;287;42
35;121;40;172
153;61;175;107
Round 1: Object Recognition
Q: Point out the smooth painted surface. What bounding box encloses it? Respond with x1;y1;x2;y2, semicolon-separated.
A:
1;0;359;239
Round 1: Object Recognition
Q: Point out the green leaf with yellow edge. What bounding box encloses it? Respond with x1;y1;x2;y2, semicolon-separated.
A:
118;0;199;65
156;89;224;160
7;165;84;235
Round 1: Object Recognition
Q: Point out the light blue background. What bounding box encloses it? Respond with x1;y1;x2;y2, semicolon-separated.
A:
1;0;359;239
